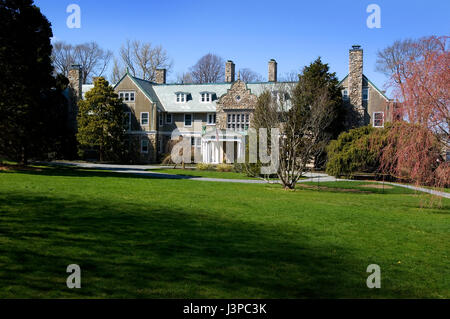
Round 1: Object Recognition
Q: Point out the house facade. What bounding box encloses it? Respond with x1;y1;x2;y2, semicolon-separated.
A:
69;46;395;164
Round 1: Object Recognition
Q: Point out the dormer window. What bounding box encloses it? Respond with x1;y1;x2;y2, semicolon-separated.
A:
200;92;212;103
176;92;187;103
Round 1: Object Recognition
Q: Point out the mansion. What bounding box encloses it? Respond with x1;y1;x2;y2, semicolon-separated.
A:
68;45;395;163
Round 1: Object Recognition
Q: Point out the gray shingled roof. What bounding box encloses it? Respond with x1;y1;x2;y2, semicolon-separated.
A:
82;73;296;112
152;83;230;113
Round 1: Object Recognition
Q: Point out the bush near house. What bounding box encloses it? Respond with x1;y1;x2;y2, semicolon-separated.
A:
326;125;389;178
196;163;214;171
216;164;233;172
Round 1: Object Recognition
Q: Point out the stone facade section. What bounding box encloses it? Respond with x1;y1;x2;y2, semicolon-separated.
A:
225;60;235;83
216;80;258;130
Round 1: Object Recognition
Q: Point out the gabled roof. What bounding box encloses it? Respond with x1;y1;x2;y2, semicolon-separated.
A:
338;74;390;101
83;72;296;113
113;71;163;110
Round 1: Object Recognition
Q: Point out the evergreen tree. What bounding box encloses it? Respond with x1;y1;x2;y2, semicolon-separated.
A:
292;58;346;168
77;77;126;162
0;0;55;164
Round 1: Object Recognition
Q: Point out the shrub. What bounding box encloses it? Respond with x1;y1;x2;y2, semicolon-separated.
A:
196;163;214;171
326;125;389;178
217;164;233;172
234;162;262;177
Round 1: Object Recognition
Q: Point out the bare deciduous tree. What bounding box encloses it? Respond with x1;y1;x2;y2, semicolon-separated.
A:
239;68;263;82
51;41;75;76
74;42;112;84
190;53;225;83
110;58;126;84
52;41;112;84
119;39;173;81
252;59;343;189
176;72;194;84
279;71;300;82
253;84;336;189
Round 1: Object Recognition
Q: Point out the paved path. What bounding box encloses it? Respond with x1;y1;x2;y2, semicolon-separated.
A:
44;161;450;199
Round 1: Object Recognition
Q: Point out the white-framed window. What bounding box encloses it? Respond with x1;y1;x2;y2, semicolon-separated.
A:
191;136;201;148
184;113;193;127
165;113;172;124
119;91;135;102
373;112;384;128
124;112;131;131
342;89;349;100
227;112;250;131
363;88;369;101
141;139;149;153
159;113;163;126
140;112;149;126
207;113;216;125
176;93;187;103
200;92;212;103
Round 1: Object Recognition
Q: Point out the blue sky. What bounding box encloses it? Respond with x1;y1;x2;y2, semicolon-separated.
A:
35;0;449;93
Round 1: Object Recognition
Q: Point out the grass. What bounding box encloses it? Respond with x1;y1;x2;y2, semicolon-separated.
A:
0;166;449;298
147;168;258;180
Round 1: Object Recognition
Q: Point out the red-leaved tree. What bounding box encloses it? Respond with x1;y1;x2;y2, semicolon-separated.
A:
377;36;449;188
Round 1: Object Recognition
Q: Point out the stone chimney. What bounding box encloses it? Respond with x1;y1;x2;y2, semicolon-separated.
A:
348;45;363;115
225;60;235;82
268;59;277;82
155;69;166;84
68;64;82;100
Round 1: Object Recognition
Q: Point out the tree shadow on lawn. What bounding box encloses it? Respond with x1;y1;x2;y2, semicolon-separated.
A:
0;191;386;299
4;165;217;182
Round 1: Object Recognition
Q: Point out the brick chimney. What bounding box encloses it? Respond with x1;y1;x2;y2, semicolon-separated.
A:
268;59;277;82
225;60;235;82
348;45;364;117
68;64;82;100
155;69;166;84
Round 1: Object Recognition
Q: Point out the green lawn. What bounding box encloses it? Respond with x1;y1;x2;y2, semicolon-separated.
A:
0;166;449;298
148;168;258;180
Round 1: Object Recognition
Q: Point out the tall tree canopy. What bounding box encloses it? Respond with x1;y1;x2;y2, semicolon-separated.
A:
239;68;263;82
52;41;112;84
376;36;449;188
189;53;225;83
0;0;55;164
118;39;172;82
252;58;344;189
77;77;126;162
